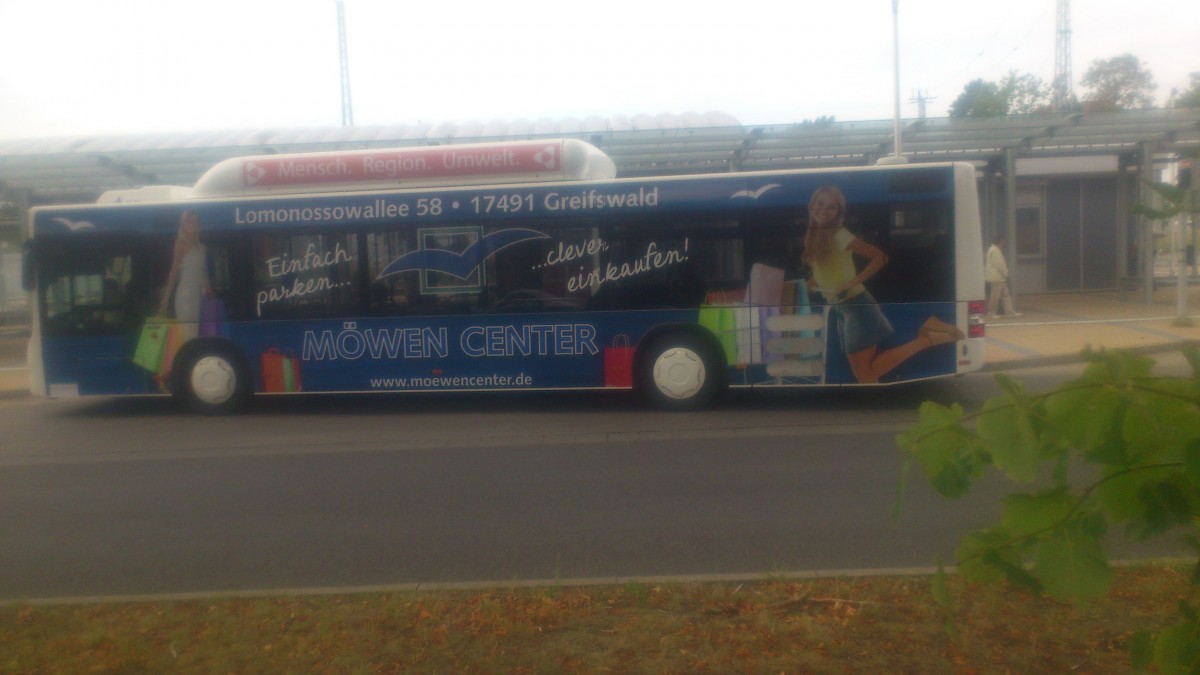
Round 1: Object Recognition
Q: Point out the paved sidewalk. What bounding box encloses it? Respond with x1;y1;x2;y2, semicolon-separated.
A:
1;288;1198;398
983;287;1200;371
0;327;26;398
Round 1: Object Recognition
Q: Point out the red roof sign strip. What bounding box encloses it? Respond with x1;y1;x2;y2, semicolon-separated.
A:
241;143;561;188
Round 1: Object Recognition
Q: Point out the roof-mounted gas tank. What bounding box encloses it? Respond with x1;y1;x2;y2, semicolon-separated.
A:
189;138;616;198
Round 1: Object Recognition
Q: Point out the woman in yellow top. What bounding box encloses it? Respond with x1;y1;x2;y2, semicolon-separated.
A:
801;185;961;383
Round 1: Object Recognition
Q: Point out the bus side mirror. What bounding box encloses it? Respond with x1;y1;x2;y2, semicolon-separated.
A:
21;240;35;292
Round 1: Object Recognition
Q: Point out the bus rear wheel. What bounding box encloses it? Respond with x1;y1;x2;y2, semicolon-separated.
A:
640;333;722;411
180;347;249;414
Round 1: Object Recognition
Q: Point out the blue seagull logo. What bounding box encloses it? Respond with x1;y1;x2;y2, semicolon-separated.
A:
377;228;549;280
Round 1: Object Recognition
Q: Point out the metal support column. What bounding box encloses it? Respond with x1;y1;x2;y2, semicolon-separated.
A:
1139;142;1155;303
1005;147;1019;308
978;162;994;243
1115;154;1129;298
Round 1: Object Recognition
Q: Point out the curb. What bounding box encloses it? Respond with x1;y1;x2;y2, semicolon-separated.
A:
982;341;1199;373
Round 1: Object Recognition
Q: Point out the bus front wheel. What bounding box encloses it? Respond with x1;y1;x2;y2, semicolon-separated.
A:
180;347;249;414
640;333;722;411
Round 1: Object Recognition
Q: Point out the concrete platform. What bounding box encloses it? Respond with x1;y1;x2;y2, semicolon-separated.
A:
983;288;1200;370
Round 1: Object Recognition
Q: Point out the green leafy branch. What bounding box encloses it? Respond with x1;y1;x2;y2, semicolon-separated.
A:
896;346;1200;672
1133;181;1200;222
1133;180;1200;328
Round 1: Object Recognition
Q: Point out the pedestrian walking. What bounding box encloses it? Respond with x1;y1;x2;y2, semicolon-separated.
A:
985;235;1020;318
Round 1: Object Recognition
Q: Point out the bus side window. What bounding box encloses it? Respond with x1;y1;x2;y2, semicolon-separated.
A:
200;238;254;321
366;230;416;316
251;233;359;319
40;241;140;336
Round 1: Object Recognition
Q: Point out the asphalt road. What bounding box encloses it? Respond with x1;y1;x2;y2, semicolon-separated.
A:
1;357;1192;602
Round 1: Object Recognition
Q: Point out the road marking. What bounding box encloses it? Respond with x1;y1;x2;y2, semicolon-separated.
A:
0;420;912;468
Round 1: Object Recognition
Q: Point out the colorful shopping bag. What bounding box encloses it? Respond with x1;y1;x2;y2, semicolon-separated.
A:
760;306;783;363
732;304;762;364
199;296;226;337
762;281;820;362
705;288;745;305
283;351;302;392
604;335;636;387
792;281;821;357
748;264;785;306
288;352;302;391
261;349;286;392
698;304;737;364
133;319;172;373
160;322;183;376
261;349;302;392
699;287;745;364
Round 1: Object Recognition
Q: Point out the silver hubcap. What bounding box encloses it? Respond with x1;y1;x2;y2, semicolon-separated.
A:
190;355;237;405
652;346;705;400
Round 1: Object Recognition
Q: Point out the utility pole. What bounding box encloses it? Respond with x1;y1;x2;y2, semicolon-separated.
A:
909;89;936;119
1052;0;1073;111
878;0;908;165
337;0;354;126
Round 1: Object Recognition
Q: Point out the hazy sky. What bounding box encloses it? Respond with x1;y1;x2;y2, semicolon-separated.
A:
0;0;1196;141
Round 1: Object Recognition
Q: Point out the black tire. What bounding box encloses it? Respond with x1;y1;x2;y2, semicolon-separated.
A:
639;332;723;411
178;346;250;415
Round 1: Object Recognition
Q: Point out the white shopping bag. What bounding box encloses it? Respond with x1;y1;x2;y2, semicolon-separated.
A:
748;264;785;306
733;305;762;364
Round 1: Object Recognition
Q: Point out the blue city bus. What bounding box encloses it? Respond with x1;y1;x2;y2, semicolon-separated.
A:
23;139;986;413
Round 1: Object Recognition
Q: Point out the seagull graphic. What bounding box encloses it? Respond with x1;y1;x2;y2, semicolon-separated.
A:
731;184;781;200
378;228;549;280
51;217;96;231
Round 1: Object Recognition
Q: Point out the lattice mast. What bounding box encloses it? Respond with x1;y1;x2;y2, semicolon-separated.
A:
1052;0;1073;111
337;0;354;126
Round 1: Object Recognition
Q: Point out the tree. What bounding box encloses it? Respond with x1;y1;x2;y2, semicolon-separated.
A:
1000;72;1053;114
897;348;1200;672
949;79;1009;117
1081;54;1157;111
949;72;1051;117
1134;180;1200;327
799;116;837;128
1170;73;1200;109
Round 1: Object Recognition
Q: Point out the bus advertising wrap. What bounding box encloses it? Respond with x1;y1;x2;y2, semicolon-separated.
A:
30;162;979;408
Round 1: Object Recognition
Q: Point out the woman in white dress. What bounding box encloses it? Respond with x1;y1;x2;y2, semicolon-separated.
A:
159;210;211;339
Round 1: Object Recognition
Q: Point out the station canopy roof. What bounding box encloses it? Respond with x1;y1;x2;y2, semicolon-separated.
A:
2;108;1198;205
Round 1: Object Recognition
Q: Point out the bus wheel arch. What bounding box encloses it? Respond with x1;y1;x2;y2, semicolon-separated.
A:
173;339;252;414
636;327;726;411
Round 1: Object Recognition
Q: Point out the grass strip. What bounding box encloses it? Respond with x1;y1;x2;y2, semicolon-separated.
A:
1;564;1188;674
